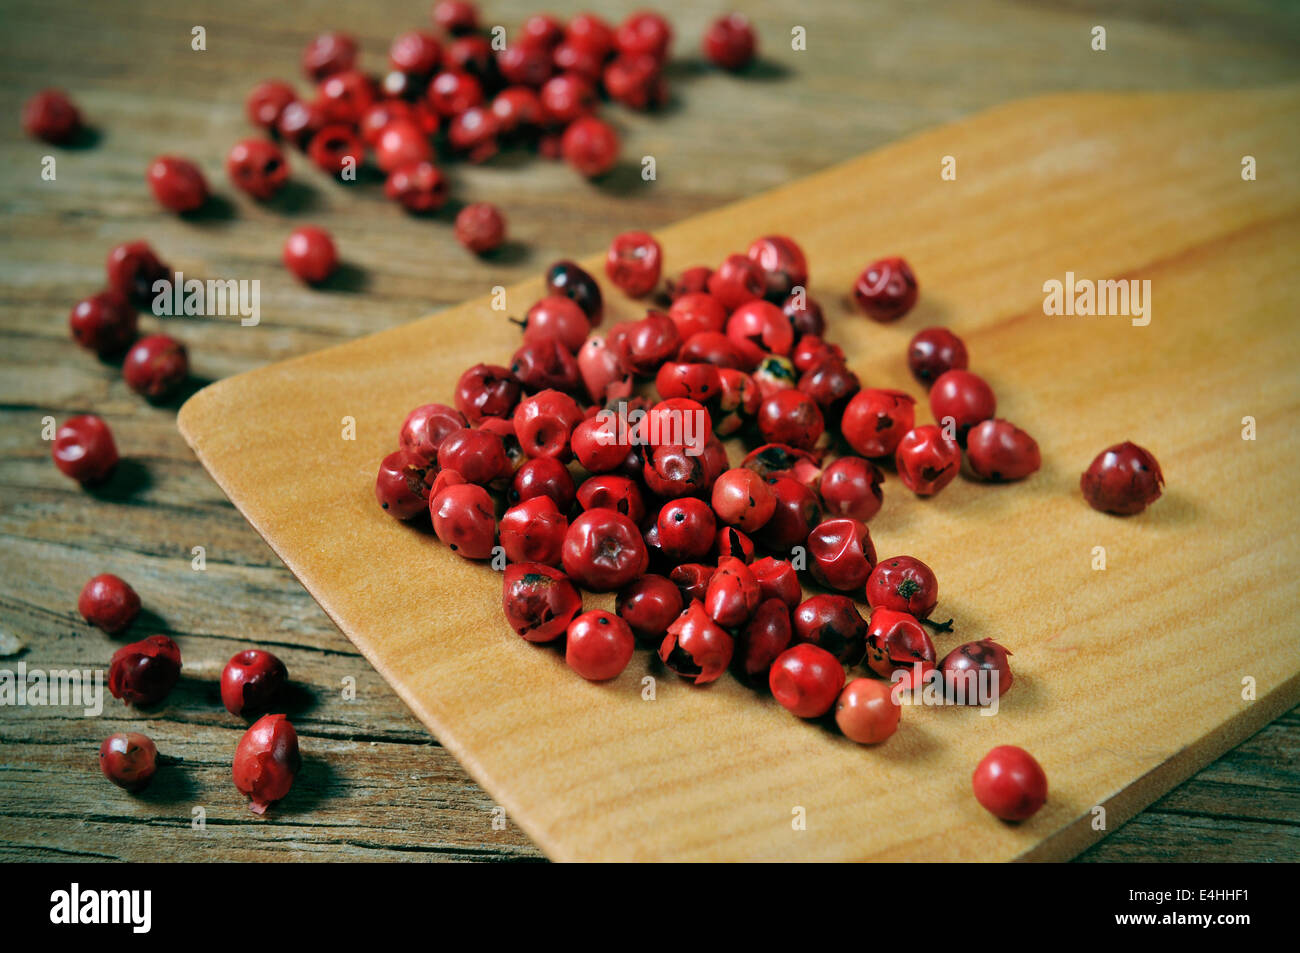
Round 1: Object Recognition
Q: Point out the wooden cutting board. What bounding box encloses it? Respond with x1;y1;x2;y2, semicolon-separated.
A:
178;88;1300;861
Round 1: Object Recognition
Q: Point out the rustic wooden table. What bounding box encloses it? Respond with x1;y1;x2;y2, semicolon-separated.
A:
1;0;1297;862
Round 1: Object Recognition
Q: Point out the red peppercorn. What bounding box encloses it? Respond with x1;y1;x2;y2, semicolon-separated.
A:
146;156;209;213
491;86;544;135
317;69;376;125
853;256;918;322
566;610;635;681
756;389;824;451
710;467;775;532
108;634;182;707
52;414;118;485
603;54;665;110
704;556;760;628
703;14;758;71
513;389;582;460
386;160;449;216
734;598;793;684
22;88;82;144
605;231;663;299
233;713;301;814
375;449;435;520
563;508;647;591
769;643;844;718
866;555;938;618
373;119;432;173
791;336;842;375
478;416;524;471
390;30;443;75
540;73;598;125
447;107;501;162
99;732;158;792
433;0;479;35
455;363;521;423
608;312;680;377
1081;441;1164;515
806;517;877;592
835;678;900;744
509;455;575;510
78;573;141;634
758;475;822;551
973;745;1047;821
727;299;794;361
752;354;798;399
546;259;604;325
966;419;1041;482
226;138;289;200
654;362;721;405
656;498;717;562
798;358;861;418
617;574;683;643
714;525;755;564
566;13;615;57
502;562;582;643
569;414;625;473
667;267;713;301
246;79;296;129
929;369;996;440
122;334;188;401
819;456;884;522
641;443;709;498
382;411;448;466
517;296;590;353
895;424;961;496
276;99;327;148
221;649;288;717
708;254;766;311
841;388;916;459
941;639;1014;703
497;42;554;87
500;495;568;566
69;290;137;358
561;116;619;178
431;481;496;559
741;443;821;486
454;202;506;254
106;240;169;308
667;293;727;340
783;292;826;338
302;31;357;80
660;600;733;685
750;556;802;609
438;427;509;484
864;607;936;677
307;124;365;176
283;226;338;284
511;337;583;395
616;11;673;62
361;101;416;143
792;594;867;665
908;326;968;387
576;474;644;523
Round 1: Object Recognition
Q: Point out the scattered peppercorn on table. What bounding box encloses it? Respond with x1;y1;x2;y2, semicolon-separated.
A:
3;0;1300;862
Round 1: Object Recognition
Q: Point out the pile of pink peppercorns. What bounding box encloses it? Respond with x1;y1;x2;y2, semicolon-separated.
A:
79;573;302;812
377;232;1164;823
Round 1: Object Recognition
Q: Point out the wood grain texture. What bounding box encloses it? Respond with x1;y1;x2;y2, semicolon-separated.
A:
179;87;1300;861
3;0;1300;862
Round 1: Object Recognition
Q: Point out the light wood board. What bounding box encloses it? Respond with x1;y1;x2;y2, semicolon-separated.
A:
178;88;1300;861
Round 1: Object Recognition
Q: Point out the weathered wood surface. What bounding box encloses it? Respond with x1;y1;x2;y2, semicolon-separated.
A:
2;0;1299;861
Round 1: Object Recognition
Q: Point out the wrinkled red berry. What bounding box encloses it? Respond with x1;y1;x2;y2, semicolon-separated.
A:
108;635;181;707
866;555;938;618
807;517;876;592
819;456;884;522
708;254;765;311
226;138;289;200
605;231;662;298
502;562;581;643
106;240;169;308
233;713;301;814
221;649;288;716
758;475;822;551
864;607;936;677
123;334;189;400
750;556;802;609
78;573;141;634
500;495;568;565
375;449;435;520
841;388;916;459
895;425;961;496
704;556;760;628
966;419;1041;482
99;732;158;792
456;363;521;423
908;326;968;387
69;290;137;358
576;474;645;523
853;256;918;322
792;594;867;665
1081;441;1163;515
660;600;733;685
431;481;496;559
562;508;648;591
757;389;824;451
